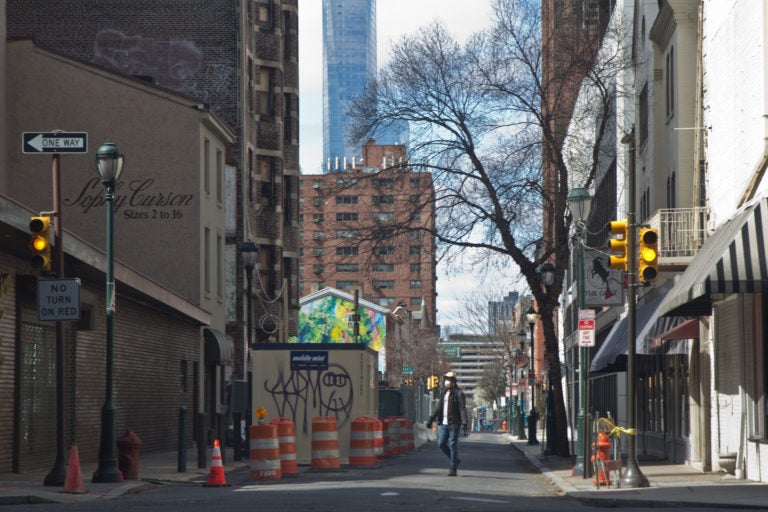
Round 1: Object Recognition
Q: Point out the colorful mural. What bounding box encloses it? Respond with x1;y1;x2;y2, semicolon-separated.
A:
297;293;386;372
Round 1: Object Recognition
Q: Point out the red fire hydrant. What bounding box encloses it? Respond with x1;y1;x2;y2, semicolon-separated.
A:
117;429;142;479
591;431;612;485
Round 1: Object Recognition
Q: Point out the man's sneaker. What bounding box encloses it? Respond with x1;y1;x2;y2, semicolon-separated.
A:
448;467;457;476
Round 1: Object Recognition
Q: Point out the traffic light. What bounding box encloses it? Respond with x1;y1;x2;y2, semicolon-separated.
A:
29;216;51;272
609;219;628;271
638;227;659;282
427;375;439;390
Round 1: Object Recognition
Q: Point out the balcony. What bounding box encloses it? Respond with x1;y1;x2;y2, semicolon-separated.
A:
646;207;710;268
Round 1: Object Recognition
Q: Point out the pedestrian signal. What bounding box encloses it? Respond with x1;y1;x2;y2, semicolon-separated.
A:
609;219;628;271
638;228;659;282
29;216;51;272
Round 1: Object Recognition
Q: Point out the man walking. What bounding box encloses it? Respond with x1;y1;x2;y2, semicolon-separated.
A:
427;371;468;476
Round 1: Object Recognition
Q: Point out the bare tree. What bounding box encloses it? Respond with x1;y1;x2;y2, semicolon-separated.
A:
351;0;627;456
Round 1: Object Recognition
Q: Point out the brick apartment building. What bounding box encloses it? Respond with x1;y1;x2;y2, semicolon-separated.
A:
299;141;437;332
7;0;301;376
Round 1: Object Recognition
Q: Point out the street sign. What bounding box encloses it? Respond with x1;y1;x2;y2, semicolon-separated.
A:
37;278;81;321
23;132;88;154
578;308;595;347
402;365;414;373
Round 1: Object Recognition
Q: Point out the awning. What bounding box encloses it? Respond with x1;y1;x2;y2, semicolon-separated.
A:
591;292;690;372
653;318;699;343
658;197;768;317
204;327;233;365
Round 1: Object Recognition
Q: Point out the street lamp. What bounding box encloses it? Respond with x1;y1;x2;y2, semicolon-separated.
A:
238;240;257;461
567;186;592;477
538;262;557;455
525;306;540;445
517;329;527;441
92;141;125;483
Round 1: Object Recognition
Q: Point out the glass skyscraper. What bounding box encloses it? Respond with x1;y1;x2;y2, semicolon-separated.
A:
322;0;408;172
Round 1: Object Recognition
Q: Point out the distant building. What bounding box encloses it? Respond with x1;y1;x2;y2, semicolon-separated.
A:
438;335;502;403
322;0;408;169
299;140;437;339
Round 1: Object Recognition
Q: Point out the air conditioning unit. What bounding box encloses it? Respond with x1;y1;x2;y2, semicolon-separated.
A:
313;184;320;189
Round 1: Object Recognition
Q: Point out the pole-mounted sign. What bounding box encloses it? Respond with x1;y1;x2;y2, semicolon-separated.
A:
23;132;88;154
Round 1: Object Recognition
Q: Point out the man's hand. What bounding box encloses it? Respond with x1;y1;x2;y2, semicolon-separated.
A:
462;425;468;437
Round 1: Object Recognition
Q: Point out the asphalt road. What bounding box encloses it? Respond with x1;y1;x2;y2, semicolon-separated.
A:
0;433;745;512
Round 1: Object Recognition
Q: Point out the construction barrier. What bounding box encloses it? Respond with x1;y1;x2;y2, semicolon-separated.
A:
249;424;282;480
206;439;228;486
382;418;392;457
270;417;298;476
395;417;410;453
61;444;87;494
371;417;384;458
311;416;340;469
349;417;377;467
401;418;414;452
387;417;401;455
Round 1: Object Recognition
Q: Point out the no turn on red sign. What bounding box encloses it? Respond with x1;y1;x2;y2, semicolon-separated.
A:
578;309;595;347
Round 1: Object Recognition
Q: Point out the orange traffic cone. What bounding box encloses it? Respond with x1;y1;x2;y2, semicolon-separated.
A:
60;444;87;494
206;439;228;487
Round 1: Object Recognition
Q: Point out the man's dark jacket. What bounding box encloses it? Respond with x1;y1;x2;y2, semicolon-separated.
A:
429;386;468;429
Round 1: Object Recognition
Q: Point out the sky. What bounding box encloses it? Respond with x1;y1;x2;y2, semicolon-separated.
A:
298;0;521;329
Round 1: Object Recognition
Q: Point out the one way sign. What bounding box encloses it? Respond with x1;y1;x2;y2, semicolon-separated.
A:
23;132;88;154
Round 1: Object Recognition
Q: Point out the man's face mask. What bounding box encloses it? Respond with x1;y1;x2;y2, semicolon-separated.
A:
444;379;452;388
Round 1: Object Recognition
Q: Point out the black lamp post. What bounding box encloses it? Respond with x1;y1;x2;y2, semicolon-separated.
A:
92;141;125;483
526;306;540;445
567;186;592;477
538;262;557;455
517;329;527;440
238;240;257;461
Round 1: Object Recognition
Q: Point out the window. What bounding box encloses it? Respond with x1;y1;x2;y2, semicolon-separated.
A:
313;213;324;223
216;149;223;204
375;246;395;255
204;138;210;194
372;195;394;205
336;229;359;239
372;280;395;289
410;178;421;188
639;83;648;145
410;213;422;222
256;67;275;116
312;179;324;189
336;177;358;187
336;263;359;272
410;280;422;289
248;148;254;203
409;230;421;240
256;1;273;27
313;265;324;274
409;245;421;255
373;178;394;188
336;195;358;205
372;263;394;272
667;171;677;209
312;197;323;207
336;280;359;290
337;212;358;221
409;194;420;204
410;263;421;272
373;297;395;307
312;247;324;257
312;231;324;240
372;212;395;222
666;46;675;118
336;246;359;256
204;227;211;293
410;297;423;308
217;234;223;298
284;93;293;140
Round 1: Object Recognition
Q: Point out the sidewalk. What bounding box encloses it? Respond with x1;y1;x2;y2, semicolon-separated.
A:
0;446;250;506
510;434;768;509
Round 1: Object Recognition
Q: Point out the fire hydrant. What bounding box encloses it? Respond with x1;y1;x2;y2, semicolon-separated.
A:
591;431;612;485
117;429;142;479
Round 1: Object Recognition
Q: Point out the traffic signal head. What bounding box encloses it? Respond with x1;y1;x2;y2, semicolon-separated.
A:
638;228;659;282
428;375;439;390
609;219;628;271
29;216;51;272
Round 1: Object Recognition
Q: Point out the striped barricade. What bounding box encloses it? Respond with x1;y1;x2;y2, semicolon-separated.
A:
249;424;282;479
311;416;340;469
349;417;377;467
270;417;298;476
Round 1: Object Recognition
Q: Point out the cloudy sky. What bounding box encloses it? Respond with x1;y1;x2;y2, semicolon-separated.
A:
298;0;521;328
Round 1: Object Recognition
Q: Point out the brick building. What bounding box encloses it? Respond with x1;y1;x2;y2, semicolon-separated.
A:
6;0;301;380
299;141;437;340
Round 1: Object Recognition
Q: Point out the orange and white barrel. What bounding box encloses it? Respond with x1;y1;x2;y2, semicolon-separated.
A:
382;418;392;457
349;417;377;467
249;424;282;479
395;417;409;453
311;416;340;469
387;417;401;455
270;417;298;476
404;419;415;451
371;417;384;458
